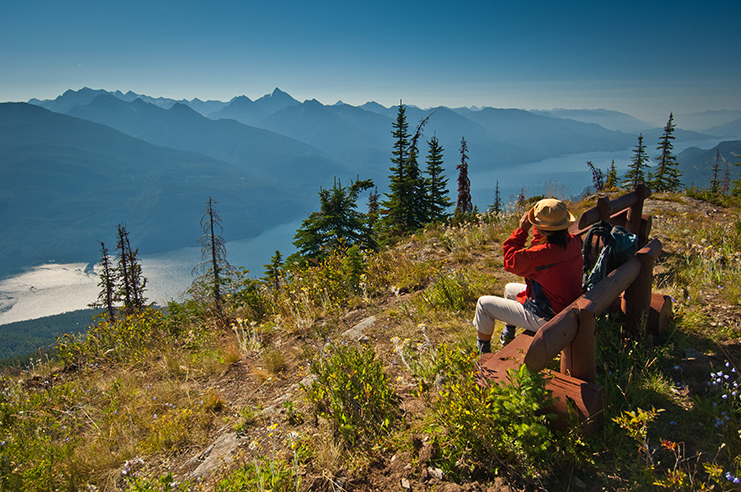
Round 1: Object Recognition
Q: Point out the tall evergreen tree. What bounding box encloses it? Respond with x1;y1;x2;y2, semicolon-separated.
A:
424;135;452;222
381;101;412;234
115;224;147;314
90;241;117;320
621;133;650;189
194;197;230;316
456;137;473;215
293;177;375;262
651;113;682;192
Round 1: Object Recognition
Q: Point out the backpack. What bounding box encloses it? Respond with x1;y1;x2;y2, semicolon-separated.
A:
582;220;638;292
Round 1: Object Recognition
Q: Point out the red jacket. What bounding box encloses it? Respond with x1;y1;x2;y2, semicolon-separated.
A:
503;227;583;318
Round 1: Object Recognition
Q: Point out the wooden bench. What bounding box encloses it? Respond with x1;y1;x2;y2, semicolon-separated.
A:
478;184;672;431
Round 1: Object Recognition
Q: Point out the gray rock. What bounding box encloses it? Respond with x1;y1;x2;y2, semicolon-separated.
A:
341;316;376;341
190;433;242;478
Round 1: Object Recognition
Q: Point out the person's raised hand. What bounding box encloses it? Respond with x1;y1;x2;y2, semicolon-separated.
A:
519;210;532;232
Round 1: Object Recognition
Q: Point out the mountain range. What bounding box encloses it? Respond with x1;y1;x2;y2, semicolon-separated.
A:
2;87;738;278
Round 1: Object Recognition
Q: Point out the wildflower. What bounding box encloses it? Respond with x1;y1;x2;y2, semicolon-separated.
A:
660;439;677;450
286;431;300;449
249;440;259;450
267;422;278;436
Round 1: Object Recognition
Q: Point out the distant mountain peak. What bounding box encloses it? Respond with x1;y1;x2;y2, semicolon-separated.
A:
270;87;290;97
167;102;199;116
229;95;254;103
253;88;300;115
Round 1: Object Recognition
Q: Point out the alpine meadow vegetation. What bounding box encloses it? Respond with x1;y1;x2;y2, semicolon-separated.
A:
2;106;741;490
2;187;741;491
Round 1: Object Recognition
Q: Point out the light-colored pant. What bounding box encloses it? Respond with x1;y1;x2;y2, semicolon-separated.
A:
473;282;548;336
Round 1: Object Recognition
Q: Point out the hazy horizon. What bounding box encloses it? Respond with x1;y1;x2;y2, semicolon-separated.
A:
2;0;739;126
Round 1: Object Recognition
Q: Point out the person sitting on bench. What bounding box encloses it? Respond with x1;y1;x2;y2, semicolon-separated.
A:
474;198;583;352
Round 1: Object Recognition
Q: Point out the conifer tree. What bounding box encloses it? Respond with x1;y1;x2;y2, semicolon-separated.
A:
604;160;619;190
424;135;452;222
456;137;473;215
367;186;380;231
490;180;503;215
710;149;722;195
381;101;412;235
262;250;284;291
651;113;682;192
115;224;147;314
293;177;375;262
194;197;230;316
407;114;432;229
621;133;650;189
587;161;605;192
90;241;117;320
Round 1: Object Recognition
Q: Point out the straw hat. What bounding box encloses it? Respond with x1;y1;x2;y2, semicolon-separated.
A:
527;198;576;231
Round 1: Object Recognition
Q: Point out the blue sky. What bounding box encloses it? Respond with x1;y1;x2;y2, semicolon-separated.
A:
2;0;739;124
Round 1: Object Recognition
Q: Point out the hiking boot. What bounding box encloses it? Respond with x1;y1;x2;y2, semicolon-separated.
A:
500;325;516;346
477;339;491;354
500;333;515;346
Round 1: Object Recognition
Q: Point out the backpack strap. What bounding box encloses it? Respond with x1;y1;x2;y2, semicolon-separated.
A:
581;220;614;292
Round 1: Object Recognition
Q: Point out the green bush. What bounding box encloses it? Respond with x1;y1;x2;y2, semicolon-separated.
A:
420;270;476;313
305;343;400;446
431;345;585;482
55;308;171;366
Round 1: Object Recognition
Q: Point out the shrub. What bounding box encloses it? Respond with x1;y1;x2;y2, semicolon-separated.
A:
419;270;477;313
215;458;295;492
55;308;170;367
431;345;584;483
305;344;400;446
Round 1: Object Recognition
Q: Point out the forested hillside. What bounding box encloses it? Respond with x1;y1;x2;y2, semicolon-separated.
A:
0;309;98;366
